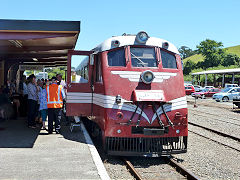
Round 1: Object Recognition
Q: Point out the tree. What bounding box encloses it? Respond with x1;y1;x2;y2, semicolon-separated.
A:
196;39;225;69
221;53;240;66
178;46;196;59
183;60;196;75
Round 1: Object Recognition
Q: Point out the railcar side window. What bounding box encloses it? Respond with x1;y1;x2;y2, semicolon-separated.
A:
71;55;89;83
161;50;177;69
107;49;126;66
95;55;103;82
130;48;157;67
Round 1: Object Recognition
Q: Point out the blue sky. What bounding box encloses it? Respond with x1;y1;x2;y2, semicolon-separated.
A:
1;0;240;51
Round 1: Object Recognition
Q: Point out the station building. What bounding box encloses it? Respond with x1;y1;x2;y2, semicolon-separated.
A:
0;19;80;88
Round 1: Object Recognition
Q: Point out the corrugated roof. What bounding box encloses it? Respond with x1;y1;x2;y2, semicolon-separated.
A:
192;68;240;75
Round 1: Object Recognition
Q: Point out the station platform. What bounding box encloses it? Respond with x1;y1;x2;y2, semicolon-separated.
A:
0;117;110;180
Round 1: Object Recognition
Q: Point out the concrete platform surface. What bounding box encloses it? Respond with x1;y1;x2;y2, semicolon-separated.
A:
0;118;108;180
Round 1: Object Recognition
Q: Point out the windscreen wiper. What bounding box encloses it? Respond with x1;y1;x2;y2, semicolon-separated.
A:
130;52;147;67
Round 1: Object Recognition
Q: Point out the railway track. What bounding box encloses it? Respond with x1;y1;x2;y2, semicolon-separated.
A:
190;109;240;124
188;122;240;142
190;112;240;127
188;128;240;153
122;156;200;180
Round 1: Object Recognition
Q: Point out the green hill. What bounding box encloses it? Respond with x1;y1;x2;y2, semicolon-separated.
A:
183;45;240;63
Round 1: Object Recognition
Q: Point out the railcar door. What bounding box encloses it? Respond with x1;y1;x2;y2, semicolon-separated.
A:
66;50;94;117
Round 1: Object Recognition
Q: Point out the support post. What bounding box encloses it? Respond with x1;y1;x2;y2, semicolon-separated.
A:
232;73;235;84
205;74;207;87
222;74;225;88
213;74;216;87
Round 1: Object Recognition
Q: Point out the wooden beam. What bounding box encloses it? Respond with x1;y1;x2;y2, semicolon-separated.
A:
0;45;74;52
1;53;67;59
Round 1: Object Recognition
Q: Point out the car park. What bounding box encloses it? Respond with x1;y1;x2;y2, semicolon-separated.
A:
204;86;214;89
193;85;203;92
225;83;238;88
192;88;220;99
185;85;195;95
212;87;240;102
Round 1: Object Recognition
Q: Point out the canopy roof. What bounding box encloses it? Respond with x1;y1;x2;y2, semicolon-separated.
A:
192;68;240;75
0;19;80;67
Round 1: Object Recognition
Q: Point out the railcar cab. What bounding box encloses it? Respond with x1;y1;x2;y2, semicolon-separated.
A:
66;31;184;119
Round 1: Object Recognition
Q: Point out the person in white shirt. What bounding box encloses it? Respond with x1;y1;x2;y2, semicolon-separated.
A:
56;74;66;88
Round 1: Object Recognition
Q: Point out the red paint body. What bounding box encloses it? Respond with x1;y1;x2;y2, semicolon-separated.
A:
66;35;188;156
185;85;195;95
192;88;220;98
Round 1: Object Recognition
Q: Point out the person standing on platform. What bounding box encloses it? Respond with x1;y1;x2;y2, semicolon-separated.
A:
56;74;66;89
27;74;39;128
22;75;28;116
46;77;65;134
38;80;48;130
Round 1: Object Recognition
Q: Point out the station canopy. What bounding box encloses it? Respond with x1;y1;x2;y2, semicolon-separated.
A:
192;68;240;75
0;19;80;67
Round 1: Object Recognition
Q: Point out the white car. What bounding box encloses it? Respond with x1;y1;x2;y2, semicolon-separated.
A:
204;86;214;89
225;83;238;88
193;85;203;92
212;87;240;102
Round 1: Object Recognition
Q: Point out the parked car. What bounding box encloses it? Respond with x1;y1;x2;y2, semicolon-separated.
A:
185;85;195;95
204;86;214;89
233;93;240;108
212;87;240;102
193;85;203;92
225;83;238;88
192;88;220;99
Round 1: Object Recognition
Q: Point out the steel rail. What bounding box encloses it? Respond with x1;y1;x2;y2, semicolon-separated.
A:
190;109;240;123
122;158;143;180
189;122;240;142
189;129;240;152
164;156;200;180
190;112;240;127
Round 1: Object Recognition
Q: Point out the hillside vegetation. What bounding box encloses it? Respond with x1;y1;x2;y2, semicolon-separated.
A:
183;45;240;63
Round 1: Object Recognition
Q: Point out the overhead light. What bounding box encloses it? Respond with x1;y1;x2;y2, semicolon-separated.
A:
162;42;169;49
136;31;149;44
32;58;38;61
9;40;23;48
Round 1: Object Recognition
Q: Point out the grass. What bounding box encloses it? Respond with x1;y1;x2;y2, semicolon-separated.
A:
183;45;240;63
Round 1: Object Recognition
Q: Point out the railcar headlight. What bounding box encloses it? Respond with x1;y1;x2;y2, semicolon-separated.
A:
112;40;120;47
136;31;149;44
141;70;155;84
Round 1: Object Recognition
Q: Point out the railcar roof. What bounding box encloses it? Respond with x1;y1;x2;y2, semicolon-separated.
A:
92;35;179;54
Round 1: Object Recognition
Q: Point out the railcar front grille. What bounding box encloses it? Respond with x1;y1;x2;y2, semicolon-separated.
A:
105;136;187;156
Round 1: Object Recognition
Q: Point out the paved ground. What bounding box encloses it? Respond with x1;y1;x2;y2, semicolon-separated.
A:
0;117;101;180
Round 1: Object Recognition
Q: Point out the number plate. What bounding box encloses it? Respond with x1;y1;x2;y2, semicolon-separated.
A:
134;90;165;101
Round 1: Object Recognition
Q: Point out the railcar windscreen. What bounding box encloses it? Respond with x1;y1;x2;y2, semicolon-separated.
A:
107;49;126;66
130;48;157;67
161;50;177;69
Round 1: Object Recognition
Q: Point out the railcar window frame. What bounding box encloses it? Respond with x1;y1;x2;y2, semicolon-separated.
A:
107;47;127;67
160;48;178;69
129;46;159;68
95;54;103;83
70;55;89;84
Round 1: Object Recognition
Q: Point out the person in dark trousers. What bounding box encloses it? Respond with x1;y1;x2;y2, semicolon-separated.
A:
46;77;65;134
27;74;39;128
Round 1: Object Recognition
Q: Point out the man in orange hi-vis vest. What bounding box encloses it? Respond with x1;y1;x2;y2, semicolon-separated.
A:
46;77;65;134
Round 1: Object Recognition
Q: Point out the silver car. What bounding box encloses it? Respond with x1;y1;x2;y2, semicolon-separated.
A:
212;87;240;102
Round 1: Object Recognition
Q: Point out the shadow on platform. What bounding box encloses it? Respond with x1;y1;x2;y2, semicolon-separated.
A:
0;117;87;148
0;117;40;148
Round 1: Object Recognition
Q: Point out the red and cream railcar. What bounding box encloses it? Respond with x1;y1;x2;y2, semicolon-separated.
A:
66;31;188;157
